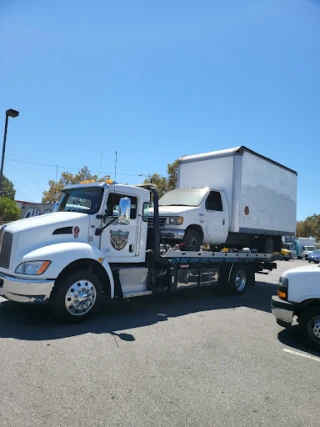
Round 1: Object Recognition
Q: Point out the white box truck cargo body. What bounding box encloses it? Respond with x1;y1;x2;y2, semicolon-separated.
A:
296;237;317;259
177;146;297;236
156;146;297;253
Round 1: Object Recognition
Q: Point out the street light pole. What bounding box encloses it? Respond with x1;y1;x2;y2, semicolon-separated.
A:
0;109;19;196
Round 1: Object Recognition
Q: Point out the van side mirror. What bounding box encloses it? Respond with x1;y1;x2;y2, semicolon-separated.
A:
118;197;131;225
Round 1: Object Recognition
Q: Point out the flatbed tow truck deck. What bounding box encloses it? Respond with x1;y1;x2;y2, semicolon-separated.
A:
111;250;277;300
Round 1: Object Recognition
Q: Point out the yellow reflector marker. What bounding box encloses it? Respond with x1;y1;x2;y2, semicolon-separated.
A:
98;257;104;263
36;261;51;275
278;290;287;299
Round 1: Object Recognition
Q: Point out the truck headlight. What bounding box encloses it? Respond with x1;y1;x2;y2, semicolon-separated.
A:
15;261;51;275
278;276;288;300
168;216;184;225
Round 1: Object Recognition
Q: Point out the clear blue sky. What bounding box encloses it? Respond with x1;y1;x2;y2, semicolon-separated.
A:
1;0;319;220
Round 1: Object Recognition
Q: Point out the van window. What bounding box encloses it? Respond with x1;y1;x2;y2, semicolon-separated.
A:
205;191;223;211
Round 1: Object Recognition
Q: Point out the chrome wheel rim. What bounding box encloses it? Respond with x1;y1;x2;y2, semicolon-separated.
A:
235;270;246;291
308;316;320;343
65;280;97;316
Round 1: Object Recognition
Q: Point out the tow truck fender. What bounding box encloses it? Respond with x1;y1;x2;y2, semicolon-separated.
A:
19;242;114;298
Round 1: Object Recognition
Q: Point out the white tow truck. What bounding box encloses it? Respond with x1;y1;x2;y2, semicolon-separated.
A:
271;264;320;351
0;180;277;323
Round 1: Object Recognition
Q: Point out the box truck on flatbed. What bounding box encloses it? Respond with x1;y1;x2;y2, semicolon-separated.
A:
152;146;297;254
0;181;277;323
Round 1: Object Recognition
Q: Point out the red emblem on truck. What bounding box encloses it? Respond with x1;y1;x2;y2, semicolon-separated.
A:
73;226;80;238
244;206;249;215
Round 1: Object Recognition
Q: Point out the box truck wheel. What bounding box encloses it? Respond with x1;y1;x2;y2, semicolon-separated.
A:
263;237;274;254
49;270;103;323
298;306;320;352
227;265;247;295
182;228;202;251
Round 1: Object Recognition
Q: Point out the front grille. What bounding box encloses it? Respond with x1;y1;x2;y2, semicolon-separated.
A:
148;217;167;228
0;232;13;269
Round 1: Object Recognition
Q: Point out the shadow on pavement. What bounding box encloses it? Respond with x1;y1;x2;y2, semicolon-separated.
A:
0;279;278;342
277;325;320;358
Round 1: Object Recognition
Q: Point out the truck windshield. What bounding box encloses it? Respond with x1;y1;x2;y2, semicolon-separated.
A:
57;187;104;214
159;188;207;207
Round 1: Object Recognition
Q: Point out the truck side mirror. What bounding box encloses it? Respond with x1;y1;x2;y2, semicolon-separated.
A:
118;197;131;225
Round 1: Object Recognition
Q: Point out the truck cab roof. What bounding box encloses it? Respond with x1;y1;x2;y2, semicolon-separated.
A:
62;181;150;198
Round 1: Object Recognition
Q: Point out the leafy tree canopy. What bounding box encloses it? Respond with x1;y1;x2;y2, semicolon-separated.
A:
42;166;109;203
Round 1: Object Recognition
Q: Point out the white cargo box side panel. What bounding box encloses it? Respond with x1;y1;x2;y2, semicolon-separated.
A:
178;154;235;223
239;151;297;235
297;238;316;246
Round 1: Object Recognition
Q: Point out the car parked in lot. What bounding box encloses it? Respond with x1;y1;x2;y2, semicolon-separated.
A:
308;249;320;264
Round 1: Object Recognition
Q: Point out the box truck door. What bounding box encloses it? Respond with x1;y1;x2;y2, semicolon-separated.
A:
203;191;228;244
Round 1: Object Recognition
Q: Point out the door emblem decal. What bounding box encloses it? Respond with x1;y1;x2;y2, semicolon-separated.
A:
110;230;129;250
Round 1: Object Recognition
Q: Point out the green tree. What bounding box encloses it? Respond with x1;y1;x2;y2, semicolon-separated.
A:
0;197;20;223
0;175;16;200
42;166;109;203
143;173;169;198
296;214;320;242
143;158;181;198
167;159;180;191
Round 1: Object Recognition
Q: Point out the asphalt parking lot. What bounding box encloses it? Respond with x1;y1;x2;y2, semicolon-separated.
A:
0;258;319;427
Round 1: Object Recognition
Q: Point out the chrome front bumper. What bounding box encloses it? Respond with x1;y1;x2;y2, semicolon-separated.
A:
271;295;295;325
160;229;185;240
0;272;54;304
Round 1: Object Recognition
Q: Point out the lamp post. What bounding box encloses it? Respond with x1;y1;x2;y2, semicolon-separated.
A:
0;109;19;196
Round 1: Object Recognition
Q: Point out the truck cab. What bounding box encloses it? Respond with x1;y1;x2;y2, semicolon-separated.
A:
300;245;316;260
150;187;230;251
0;181;151;307
272;264;320;351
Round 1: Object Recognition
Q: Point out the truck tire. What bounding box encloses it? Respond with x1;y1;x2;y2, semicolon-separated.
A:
182;229;202;252
227;264;247;295
298;306;320;351
263;237;274;254
49;270;103;323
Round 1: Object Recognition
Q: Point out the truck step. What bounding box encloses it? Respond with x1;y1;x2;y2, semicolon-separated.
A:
123;290;153;299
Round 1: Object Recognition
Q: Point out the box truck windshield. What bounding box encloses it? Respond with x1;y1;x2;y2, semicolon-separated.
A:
159;188;207;207
305;246;316;252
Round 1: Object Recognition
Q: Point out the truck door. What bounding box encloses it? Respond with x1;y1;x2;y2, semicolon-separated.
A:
203;191;228;244
100;191;142;262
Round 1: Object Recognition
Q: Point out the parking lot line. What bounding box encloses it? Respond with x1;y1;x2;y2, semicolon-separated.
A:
283;348;320;362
